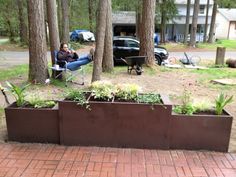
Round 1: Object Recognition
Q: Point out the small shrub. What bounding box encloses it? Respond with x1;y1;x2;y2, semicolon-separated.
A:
65;89;89;108
90;81;115;101
192;100;212;113
115;84;140;101
173;104;196;115
173;89;195;115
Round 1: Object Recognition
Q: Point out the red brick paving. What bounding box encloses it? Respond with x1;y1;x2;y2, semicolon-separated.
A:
0;143;235;177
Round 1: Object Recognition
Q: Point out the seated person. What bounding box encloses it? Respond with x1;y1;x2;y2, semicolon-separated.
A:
57;42;94;71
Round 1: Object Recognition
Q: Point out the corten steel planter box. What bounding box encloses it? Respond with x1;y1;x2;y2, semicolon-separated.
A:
5;103;60;144
169;110;233;152
59;95;172;149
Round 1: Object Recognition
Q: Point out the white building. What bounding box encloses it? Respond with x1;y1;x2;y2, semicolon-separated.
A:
112;0;214;42
215;8;236;40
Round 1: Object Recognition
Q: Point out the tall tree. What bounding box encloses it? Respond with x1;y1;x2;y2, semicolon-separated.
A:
27;0;49;83
208;0;217;43
61;0;69;43
139;0;156;66
203;0;210;42
184;0;191;44
57;0;62;39
46;0;60;68
0;0;18;42
160;0;167;44
91;0;107;82
156;0;177;44
135;1;142;40
17;0;28;44
88;0;95;32
189;0;199;47
102;0;113;72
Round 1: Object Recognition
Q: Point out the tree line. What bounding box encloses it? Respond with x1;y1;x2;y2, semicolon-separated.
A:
0;0;235;84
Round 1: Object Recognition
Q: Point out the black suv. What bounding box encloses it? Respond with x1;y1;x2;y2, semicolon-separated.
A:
113;36;169;65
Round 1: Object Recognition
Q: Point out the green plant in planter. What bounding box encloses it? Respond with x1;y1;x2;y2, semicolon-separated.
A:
26;94;56;108
192;100;213;113
173;90;196;115
115;84;140;101
137;93;162;104
65;89;90;109
6;81;30;107
90;81;115;101
215;93;233;115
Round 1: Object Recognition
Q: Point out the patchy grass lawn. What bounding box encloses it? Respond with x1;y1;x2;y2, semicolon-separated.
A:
188;67;236;90
0;64;28;81
197;40;236;50
160;40;236;51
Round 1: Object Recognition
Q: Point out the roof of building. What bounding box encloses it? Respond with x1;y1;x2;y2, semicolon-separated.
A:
218;8;236;21
112;11;136;24
112;11;211;25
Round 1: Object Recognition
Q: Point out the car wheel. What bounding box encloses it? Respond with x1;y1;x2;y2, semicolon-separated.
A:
155;55;162;65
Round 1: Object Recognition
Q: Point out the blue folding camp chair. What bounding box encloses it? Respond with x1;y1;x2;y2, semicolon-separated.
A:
51;51;85;86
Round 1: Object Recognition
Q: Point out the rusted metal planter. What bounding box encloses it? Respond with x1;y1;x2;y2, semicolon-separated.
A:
169;111;233;152
5;103;59;143
58;95;172;149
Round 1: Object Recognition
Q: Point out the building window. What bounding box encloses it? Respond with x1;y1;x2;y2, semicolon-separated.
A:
199;5;205;14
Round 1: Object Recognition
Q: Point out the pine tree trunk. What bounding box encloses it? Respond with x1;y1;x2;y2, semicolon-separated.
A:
203;0;210;43
184;0;190;44
46;0;60;65
208;0;217;43
160;0;166;44
135;1;142;40
46;0;60;78
17;0;28;45
91;0;107;82
189;0;199;47
102;0;113;73
6;19;15;42
27;0;49;84
88;0;94;32
61;0;70;43
57;0;62;39
139;0;156;66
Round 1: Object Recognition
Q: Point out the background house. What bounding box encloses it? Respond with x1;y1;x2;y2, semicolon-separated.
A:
215;8;236;40
112;0;214;42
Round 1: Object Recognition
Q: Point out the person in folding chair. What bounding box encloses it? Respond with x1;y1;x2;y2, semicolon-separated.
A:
56;42;94;85
57;42;94;70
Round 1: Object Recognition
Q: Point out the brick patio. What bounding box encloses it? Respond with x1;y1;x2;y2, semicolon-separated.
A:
0;143;235;177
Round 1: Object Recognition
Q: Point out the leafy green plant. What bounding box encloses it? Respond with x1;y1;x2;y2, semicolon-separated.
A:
173;89;195;115
137;93;162;104
192;100;212;113
215;93;233;115
6;81;30;107
65;89;90;108
115;84;140;101
90;81;115;101
27;97;56;108
173;104;195;115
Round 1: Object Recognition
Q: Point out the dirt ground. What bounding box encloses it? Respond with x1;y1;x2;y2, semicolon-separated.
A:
0;46;236;152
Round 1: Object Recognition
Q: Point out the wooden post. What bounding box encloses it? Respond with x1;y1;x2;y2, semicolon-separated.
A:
215;47;226;65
